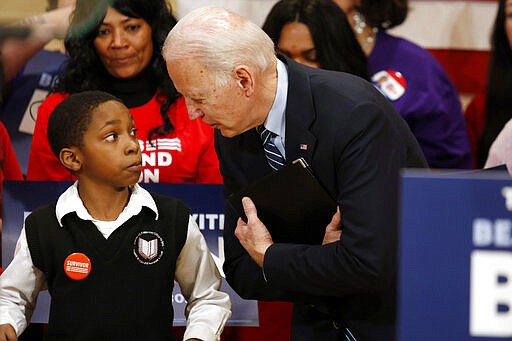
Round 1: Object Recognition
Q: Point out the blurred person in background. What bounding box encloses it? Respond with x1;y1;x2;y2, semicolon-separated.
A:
334;0;472;170
262;0;368;80
484;117;512;173
27;0;221;184
465;0;512;169
0;0;74;176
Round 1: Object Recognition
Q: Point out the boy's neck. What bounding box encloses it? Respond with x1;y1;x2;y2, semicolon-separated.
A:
77;183;132;222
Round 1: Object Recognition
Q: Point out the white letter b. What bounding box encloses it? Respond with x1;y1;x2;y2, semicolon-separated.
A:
470;250;512;337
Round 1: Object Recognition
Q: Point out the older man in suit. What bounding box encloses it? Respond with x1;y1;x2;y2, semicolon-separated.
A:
163;6;427;341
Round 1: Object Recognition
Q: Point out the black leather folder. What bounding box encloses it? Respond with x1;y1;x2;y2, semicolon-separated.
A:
226;158;338;244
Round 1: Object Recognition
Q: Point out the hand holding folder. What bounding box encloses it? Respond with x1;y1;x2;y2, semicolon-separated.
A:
227;158;338;245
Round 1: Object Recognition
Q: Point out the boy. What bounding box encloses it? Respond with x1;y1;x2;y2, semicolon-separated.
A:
0;90;231;341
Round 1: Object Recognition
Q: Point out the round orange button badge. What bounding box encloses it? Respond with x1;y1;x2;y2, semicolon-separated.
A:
64;253;92;280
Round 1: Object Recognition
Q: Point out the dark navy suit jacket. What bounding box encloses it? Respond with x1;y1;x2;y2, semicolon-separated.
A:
215;56;428;341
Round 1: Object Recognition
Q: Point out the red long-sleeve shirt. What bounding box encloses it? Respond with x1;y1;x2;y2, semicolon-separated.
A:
27;93;222;184
0;121;24;217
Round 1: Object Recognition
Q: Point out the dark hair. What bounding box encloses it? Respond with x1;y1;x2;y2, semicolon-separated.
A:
358;0;408;29
54;0;179;140
477;0;512;167
48;90;123;158
262;0;368;79
47;0;59;11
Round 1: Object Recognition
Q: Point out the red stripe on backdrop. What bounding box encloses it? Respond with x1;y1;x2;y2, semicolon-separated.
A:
386;1;497;95
428;49;490;94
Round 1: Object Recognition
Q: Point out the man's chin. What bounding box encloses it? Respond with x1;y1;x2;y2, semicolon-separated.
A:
215;126;233;137
220;126;257;138
219;129;236;138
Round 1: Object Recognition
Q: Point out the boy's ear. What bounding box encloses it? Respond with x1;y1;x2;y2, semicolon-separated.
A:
59;147;82;172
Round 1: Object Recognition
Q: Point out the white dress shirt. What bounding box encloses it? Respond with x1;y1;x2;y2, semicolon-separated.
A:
0;182;231;341
263;59;288;159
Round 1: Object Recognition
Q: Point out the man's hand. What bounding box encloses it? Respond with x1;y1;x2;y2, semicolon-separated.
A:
322;207;342;245
0;324;17;341
234;197;273;267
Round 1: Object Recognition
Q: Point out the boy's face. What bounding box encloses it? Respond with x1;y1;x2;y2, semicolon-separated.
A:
75;100;142;188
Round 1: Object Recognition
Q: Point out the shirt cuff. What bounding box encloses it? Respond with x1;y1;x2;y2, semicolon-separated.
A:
183;323;221;341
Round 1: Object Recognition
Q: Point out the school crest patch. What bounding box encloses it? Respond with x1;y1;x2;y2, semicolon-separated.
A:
133;231;164;265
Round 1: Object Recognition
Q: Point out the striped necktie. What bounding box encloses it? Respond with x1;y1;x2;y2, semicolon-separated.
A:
258;126;285;171
337;320;358;341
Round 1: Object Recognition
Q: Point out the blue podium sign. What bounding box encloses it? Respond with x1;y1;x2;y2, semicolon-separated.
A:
398;170;512;340
1;181;258;326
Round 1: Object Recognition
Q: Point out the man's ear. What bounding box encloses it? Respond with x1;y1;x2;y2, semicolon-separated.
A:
234;65;254;97
59;147;82;172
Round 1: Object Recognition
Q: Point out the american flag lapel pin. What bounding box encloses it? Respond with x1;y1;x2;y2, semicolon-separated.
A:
300;144;308;151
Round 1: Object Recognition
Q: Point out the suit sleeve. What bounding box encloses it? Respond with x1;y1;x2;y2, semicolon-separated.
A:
26;94;75;181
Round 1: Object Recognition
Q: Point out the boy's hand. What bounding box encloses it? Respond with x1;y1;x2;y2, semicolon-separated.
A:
322;207;342;245
0;324;17;341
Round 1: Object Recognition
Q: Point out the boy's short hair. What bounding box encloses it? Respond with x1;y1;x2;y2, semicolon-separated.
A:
47;90;123;158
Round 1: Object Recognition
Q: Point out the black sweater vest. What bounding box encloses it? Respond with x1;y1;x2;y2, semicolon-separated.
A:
25;193;189;341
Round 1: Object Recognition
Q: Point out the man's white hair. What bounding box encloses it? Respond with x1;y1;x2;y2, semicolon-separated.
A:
162;6;276;86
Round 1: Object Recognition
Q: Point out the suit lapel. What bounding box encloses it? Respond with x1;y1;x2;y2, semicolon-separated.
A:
243;128;273;178
280;56;317;165
223;128;272;184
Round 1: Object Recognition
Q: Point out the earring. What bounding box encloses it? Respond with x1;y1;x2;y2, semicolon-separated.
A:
352;11;367;35
352;11;378;53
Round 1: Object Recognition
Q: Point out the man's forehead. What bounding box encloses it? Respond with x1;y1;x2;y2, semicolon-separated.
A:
172;64;215;86
170;58;212;77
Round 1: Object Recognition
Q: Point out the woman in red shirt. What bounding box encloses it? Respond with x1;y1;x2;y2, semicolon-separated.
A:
27;0;221;184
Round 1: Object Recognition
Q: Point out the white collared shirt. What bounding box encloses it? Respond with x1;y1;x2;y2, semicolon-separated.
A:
0;182;231;341
263;59;288;159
